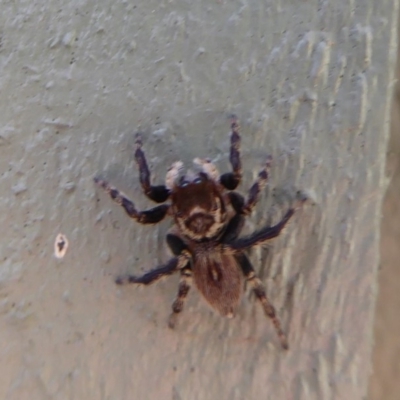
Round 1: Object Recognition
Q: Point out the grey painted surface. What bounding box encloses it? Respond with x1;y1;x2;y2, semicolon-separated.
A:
0;1;397;399
368;27;400;399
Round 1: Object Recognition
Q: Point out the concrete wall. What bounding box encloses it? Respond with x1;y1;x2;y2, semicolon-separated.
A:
0;1;397;399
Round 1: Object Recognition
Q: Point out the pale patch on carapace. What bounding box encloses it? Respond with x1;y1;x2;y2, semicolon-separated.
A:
166;161;183;189
193;157;220;181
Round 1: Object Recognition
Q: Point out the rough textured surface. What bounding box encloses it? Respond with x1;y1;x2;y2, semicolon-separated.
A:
0;1;397;399
368;21;400;399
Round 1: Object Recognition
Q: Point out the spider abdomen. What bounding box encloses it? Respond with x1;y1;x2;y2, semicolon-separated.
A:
192;251;243;317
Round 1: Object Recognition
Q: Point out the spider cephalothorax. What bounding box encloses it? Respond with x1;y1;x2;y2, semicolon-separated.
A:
167;163;229;240
94;116;302;349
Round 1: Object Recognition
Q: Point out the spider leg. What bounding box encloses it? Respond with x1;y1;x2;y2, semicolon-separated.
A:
94;177;169;224
220;115;242;190
115;251;191;285
227;159;271;216
134;134;170;203
165;234;192;327
236;253;288;350
221;213;245;243
242;155;272;214
228;208;295;251
168;267;192;328
166;233;188;255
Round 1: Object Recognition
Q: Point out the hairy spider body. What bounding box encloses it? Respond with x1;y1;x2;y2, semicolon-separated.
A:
191;246;243;317
170;172;228;240
95;116;301;349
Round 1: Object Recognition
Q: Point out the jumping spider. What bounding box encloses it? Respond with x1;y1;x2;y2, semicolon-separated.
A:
94;117;302;349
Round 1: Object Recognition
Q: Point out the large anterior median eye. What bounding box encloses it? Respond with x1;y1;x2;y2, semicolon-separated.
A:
194;172;208;184
179;176;189;187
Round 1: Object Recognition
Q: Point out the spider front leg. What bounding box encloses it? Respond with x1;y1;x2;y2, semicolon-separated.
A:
236;253;289;350
94;177;169;224
220;115;242;190
134;134;170;203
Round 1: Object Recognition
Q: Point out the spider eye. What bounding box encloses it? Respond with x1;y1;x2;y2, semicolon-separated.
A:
197;172;208;182
193;177;203;184
180;180;189;188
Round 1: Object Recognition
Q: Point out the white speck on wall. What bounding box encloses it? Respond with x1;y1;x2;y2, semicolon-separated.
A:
54;234;69;259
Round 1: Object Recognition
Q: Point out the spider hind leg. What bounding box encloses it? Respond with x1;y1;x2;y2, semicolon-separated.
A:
165;234;192;328
168;268;192;329
236;253;289;350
